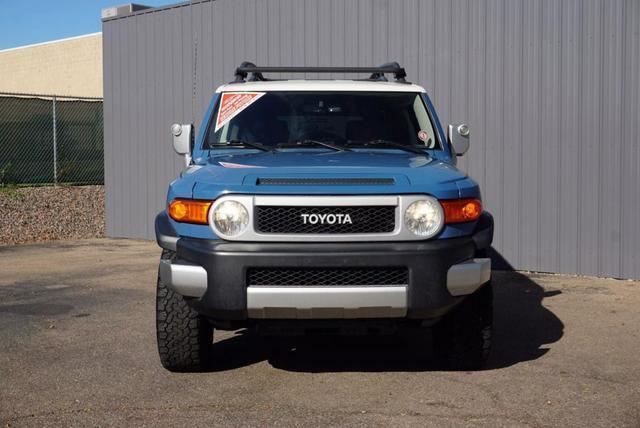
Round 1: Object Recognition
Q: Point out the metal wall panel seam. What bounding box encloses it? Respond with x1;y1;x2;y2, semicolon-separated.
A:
596;0;603;275
535;0;544;271
616;0;624;278
618;0;626;277
575;0;584;274
554;0;564;274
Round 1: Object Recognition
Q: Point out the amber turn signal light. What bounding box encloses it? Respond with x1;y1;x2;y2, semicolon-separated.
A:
441;198;482;223
168;199;212;224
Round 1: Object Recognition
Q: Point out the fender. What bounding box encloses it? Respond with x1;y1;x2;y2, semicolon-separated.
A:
472;211;494;251
155;211;178;251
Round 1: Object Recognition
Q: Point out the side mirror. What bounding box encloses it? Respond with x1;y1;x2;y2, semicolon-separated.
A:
171;123;193;166
447;123;470;156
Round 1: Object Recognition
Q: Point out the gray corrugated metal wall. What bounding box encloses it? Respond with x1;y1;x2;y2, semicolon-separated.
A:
103;0;640;279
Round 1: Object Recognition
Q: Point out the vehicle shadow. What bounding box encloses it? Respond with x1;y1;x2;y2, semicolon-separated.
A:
205;251;564;372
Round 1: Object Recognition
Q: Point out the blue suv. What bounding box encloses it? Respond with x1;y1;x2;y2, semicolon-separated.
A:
155;63;494;372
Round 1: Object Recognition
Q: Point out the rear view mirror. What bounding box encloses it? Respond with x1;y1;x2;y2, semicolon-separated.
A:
447;123;470;156
171;123;193;166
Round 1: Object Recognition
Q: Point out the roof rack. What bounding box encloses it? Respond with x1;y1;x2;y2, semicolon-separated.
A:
233;62;408;83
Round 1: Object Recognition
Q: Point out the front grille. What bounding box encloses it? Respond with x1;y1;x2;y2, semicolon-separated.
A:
255;206;395;234
257;178;395;186
247;267;409;286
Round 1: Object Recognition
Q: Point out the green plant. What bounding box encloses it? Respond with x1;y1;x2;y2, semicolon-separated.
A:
0;162;13;187
0;185;23;200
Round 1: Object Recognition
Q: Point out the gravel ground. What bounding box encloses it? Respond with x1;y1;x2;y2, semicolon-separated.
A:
0;185;104;245
1;239;639;427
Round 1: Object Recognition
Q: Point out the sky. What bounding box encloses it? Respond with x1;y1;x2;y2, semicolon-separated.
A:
0;0;175;50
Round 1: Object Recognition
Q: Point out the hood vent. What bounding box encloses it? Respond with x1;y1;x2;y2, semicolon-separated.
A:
257;177;395;186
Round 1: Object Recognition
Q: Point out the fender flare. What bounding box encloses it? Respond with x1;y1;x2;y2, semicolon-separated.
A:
155;211;178;251
472;211;494;251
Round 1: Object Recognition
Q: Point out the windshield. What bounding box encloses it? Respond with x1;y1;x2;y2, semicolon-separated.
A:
205;91;440;150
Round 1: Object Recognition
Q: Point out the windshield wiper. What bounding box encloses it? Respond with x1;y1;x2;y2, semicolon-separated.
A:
209;139;273;152
277;139;351;152
347;139;428;155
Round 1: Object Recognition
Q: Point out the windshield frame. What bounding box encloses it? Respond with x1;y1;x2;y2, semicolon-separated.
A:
200;90;446;154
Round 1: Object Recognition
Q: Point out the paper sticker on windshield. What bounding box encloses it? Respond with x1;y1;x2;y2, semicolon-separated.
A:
215;92;266;132
417;130;429;142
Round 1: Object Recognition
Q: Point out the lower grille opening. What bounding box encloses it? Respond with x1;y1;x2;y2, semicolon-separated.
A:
247;267;409;287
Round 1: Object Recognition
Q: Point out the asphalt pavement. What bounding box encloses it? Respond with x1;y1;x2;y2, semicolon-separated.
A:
1;239;639;427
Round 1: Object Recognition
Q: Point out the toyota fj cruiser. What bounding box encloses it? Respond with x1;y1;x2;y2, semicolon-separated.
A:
155;62;494;372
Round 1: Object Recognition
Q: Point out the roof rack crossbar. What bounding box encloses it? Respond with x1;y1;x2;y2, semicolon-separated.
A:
233;62;408;83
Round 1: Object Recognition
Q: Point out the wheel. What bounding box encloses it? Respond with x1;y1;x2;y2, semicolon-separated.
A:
156;249;213;372
433;280;493;370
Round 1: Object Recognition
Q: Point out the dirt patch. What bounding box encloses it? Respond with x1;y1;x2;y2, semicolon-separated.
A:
0;185;104;245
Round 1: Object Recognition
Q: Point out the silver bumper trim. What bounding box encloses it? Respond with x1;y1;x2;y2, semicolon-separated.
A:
159;259;207;298
247;286;408;319
446;258;491;296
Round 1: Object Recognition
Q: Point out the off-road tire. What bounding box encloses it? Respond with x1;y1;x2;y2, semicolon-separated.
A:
433;280;493;370
156;249;213;372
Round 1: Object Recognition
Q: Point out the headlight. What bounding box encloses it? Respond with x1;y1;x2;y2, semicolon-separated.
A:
404;198;444;238
212;200;249;236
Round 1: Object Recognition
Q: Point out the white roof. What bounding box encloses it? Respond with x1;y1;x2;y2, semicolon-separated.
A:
215;80;426;93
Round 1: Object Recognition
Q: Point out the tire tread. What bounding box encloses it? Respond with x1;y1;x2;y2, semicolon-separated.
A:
156;249;213;372
434;281;493;370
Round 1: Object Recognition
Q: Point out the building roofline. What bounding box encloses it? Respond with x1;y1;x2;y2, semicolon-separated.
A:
101;0;211;22
0;32;102;54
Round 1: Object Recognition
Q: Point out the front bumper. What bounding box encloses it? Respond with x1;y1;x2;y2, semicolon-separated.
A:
156;211;494;321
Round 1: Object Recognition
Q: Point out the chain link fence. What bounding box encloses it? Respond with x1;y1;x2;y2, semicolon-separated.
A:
0;93;103;186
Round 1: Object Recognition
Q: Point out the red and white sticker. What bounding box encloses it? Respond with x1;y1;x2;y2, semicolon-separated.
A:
215;92;266;132
417;130;429;142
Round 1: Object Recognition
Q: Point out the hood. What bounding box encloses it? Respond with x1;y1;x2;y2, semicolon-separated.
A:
180;150;470;199
211;150;438;169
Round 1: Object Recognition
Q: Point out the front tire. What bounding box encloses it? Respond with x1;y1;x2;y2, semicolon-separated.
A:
433;281;493;370
156;250;213;372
